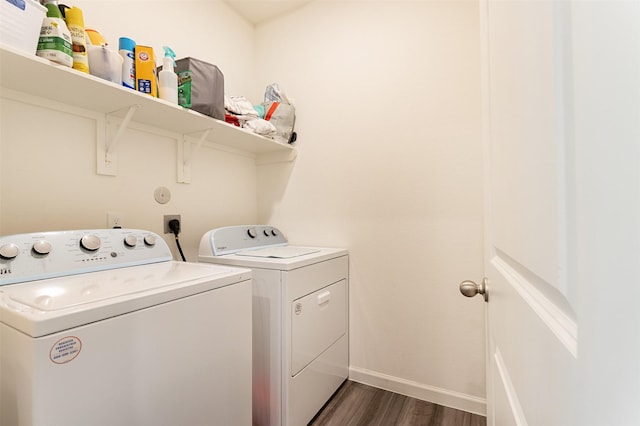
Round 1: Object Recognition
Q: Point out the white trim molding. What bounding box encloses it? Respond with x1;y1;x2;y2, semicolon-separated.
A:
492;254;578;358
349;366;487;416
494;348;528;426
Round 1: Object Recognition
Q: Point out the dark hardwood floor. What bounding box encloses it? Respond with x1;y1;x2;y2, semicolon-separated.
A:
309;381;486;426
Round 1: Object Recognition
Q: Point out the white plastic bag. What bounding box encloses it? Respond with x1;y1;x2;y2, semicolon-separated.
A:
263;83;297;144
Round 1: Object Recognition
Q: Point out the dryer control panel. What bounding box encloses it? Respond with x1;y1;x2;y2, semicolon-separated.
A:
0;229;172;286
200;225;288;256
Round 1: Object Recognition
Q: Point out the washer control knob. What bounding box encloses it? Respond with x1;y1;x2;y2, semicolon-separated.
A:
0;243;19;260
247;228;258;239
144;235;156;247
32;240;52;256
124;235;138;248
271;229;278;237
263;229;271;237
80;234;101;252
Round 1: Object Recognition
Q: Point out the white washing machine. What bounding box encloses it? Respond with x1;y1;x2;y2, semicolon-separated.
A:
0;228;253;426
198;225;349;426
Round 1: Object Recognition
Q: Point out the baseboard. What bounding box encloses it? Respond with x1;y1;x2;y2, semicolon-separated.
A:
348;366;487;416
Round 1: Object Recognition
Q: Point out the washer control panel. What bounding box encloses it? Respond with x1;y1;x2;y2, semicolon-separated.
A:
200;225;287;256
0;229;172;286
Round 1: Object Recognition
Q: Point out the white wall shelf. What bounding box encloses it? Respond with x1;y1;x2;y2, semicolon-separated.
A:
0;46;295;180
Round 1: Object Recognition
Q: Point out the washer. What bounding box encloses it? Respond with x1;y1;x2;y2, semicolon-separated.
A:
198;225;349;426
0;228;253;426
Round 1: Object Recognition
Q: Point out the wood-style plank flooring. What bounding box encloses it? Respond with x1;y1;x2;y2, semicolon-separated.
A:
309;381;486;426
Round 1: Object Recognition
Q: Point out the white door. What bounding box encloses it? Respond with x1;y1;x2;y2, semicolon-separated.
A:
473;1;640;425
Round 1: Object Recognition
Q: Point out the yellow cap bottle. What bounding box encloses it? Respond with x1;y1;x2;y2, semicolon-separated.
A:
64;6;90;73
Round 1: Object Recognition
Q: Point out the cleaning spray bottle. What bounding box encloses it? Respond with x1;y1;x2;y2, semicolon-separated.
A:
36;0;73;67
158;46;178;104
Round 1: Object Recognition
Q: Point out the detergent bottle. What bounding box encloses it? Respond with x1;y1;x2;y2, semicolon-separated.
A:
36;1;73;67
63;6;90;73
118;37;136;89
158;46;178;104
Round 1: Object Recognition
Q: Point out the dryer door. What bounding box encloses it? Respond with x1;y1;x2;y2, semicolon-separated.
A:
291;279;347;376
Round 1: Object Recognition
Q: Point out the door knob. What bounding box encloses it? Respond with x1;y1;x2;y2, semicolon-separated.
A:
459;278;489;302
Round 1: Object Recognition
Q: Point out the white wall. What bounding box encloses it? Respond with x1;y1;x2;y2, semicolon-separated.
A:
0;0;487;415
0;0;259;260
255;0;486;413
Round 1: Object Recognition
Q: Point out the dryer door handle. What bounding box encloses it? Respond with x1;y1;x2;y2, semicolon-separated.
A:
317;291;331;305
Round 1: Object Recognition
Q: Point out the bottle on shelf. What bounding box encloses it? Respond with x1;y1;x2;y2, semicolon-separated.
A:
36;1;73;67
62;5;90;73
118;37;136;89
158;46;178;104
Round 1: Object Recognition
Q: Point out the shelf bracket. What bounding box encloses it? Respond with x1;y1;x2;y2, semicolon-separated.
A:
178;128;211;183
97;104;140;176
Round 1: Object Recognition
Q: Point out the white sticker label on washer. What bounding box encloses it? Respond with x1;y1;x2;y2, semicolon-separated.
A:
50;336;82;364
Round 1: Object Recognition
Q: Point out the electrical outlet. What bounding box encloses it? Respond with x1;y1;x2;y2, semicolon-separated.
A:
107;212;124;229
164;214;181;234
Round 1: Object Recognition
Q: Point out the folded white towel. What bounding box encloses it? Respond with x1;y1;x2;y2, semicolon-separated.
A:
225;95;259;117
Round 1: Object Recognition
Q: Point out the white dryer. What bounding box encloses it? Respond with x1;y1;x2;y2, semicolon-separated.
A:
0;228;252;426
198;225;349;426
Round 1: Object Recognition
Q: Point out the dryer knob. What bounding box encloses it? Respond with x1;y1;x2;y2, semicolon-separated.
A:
0;243;19;260
144;235;156;247
124;235;138;248
263;229;271;237
271;229;278;237
247;228;258;239
32;240;52;255
80;234;101;251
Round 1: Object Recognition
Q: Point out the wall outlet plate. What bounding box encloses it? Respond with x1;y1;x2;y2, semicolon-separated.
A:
107;212;124;228
163;214;181;234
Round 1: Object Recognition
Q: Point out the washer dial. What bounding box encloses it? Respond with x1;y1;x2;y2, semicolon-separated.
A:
0;243;19;260
124;235;138;248
144;235;156;246
32;240;52;255
80;235;101;251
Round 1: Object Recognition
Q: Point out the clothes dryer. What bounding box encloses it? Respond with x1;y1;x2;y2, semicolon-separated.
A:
0;228;252;426
198;225;349;426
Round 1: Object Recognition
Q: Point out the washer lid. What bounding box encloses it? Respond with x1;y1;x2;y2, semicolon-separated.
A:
199;246;348;271
0;261;251;337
